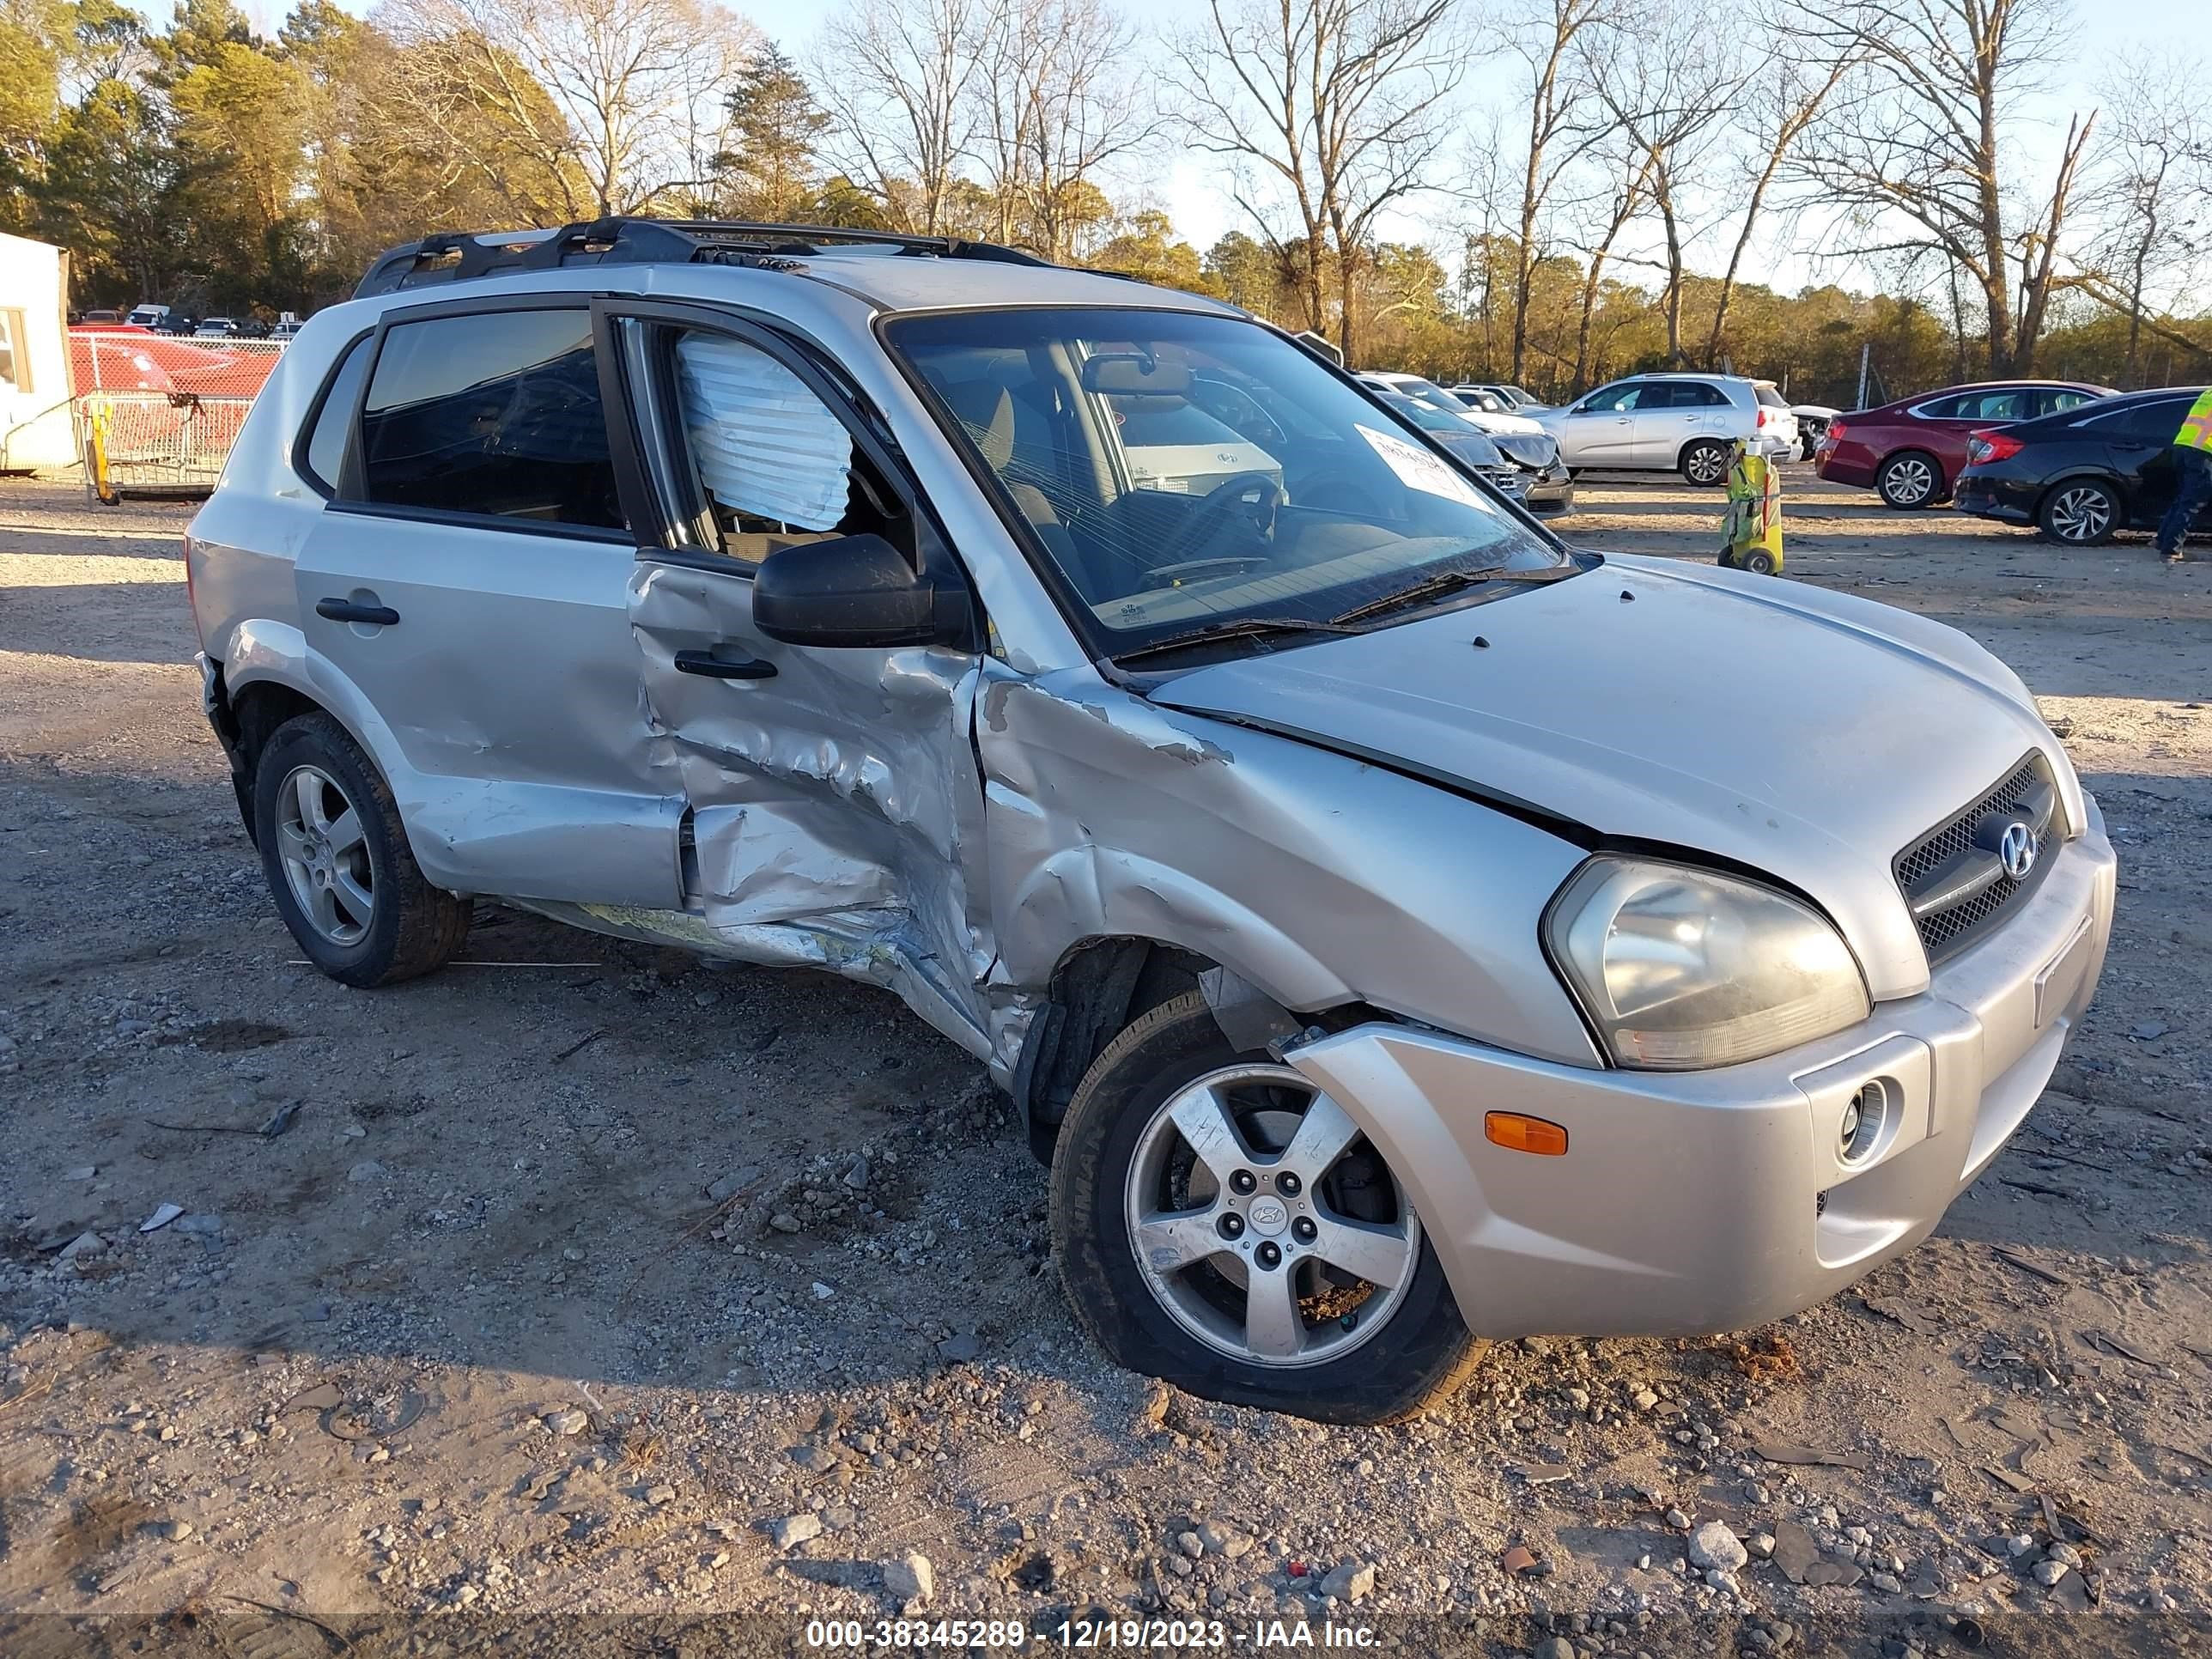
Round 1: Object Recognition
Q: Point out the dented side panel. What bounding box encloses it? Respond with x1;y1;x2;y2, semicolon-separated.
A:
975;664;1603;1069
627;559;996;1055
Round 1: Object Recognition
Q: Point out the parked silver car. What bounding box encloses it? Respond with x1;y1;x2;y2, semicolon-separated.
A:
1540;372;1798;483
187;220;2112;1423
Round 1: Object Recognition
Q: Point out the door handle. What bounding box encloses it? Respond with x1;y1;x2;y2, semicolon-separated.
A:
315;597;400;626
674;648;777;680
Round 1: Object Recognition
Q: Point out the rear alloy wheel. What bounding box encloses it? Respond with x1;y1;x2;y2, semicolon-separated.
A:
1050;992;1486;1423
252;712;471;987
1876;452;1940;509
2039;480;2120;546
1680;441;1729;486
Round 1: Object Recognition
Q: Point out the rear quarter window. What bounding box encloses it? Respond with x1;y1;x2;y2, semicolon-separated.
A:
298;334;374;494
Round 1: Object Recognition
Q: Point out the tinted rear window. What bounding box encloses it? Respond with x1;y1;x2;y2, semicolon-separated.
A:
1753;383;1788;408
355;309;623;532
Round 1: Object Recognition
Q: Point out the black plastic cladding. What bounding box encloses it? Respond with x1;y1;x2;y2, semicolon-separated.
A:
352;217;1051;300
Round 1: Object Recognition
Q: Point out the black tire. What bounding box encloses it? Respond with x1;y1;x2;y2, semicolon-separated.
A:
2037;478;2122;546
1679;440;1729;487
1875;450;1942;509
1741;550;1777;575
1048;992;1487;1424
252;712;470;987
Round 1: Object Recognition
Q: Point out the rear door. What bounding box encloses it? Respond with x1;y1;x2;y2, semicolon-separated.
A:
1629;381;1727;466
598;301;996;1054
2092;396;2195;522
294;301;682;906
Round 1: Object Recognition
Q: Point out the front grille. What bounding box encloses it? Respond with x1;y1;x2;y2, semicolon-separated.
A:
1480;465;1528;497
1894;753;2060;964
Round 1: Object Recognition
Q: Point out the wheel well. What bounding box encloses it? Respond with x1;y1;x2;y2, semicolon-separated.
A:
1012;937;1213;1164
229;679;323;778
2036;471;2128;520
1678;435;1728;465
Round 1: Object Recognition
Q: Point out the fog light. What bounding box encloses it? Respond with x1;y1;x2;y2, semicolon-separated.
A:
1839;1081;1888;1164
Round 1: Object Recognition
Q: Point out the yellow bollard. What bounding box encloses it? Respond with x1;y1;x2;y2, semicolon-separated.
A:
85;398;119;507
1719;439;1784;574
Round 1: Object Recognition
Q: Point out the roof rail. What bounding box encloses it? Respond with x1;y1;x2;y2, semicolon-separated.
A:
354;216;1054;300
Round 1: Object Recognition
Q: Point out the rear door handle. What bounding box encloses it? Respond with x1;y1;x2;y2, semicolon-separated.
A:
315;597;400;626
674;648;777;680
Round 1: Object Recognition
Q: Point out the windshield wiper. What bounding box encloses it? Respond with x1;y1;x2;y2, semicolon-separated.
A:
1110;614;1370;665
1328;560;1576;626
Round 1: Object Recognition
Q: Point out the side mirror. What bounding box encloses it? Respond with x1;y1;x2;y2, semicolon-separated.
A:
751;533;971;651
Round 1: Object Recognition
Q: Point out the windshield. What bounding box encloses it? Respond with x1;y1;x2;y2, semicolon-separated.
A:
888;307;1565;654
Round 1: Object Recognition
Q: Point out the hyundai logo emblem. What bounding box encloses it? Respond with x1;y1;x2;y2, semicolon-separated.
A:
1998;820;2037;881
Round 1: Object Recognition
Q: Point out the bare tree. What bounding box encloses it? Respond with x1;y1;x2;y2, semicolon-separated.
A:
1564;135;1654;391
1167;0;1465;367
1499;0;1613;384
1582;0;1743;364
815;0;987;235
1703;29;1850;367
1790;0;2095;376
2079;47;2209;386
973;0;1158;259
377;0;752;218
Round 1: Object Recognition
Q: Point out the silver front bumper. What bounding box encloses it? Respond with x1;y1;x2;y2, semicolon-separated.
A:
1288;799;2116;1339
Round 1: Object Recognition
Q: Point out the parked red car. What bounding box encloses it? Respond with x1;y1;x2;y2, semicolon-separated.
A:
1814;380;2114;508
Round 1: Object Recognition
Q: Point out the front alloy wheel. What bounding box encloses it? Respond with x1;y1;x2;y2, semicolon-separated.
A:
1050;991;1486;1423
1126;1062;1420;1368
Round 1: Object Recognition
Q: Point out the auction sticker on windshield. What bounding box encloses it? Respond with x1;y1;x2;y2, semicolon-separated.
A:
1356;423;1492;511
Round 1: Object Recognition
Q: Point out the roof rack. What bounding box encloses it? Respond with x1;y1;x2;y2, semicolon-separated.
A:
354;216;1054;300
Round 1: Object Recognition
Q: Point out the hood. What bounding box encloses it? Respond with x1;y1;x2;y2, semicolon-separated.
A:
1462;409;1545;436
1149;554;2075;1001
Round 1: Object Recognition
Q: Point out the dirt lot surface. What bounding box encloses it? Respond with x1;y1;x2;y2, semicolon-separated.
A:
3;466;2211;1658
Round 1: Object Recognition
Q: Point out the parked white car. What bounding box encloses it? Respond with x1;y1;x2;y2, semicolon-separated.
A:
1539;373;1797;484
185;218;2112;1425
1453;382;1547;413
1358;370;1545;439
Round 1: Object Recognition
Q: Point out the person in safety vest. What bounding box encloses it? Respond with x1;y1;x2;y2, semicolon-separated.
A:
2157;387;2212;562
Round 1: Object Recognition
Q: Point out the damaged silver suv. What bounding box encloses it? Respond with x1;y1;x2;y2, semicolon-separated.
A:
186;220;2114;1423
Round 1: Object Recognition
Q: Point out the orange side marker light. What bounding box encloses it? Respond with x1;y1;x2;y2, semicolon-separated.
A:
1484;1111;1569;1156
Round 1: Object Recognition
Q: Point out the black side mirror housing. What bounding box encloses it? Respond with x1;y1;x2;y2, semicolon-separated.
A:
750;533;972;651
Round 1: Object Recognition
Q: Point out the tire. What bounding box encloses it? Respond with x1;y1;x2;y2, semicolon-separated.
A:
2038;478;2121;546
1875;451;1942;509
252;712;470;987
1049;991;1486;1423
1679;440;1729;487
1741;550;1777;575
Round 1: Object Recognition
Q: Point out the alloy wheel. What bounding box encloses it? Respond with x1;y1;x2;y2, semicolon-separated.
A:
1686;446;1726;484
1124;1063;1419;1369
275;764;374;945
2048;485;2113;544
1882;456;1936;506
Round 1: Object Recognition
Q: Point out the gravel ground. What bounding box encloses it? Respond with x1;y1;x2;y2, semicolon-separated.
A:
3;466;2210;1658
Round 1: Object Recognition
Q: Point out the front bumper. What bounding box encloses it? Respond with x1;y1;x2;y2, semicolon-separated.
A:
1288;801;2115;1339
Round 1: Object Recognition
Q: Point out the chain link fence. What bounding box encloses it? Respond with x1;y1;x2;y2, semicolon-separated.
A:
68;331;286;501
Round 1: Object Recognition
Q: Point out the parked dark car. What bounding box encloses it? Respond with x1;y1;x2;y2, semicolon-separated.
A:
1371;389;1575;518
1815;380;2113;508
1954;386;2208;545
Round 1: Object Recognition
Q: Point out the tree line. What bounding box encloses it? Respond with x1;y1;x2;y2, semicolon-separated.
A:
2;0;2205;404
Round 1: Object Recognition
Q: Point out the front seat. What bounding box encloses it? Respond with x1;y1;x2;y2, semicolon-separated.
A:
940;380;1103;598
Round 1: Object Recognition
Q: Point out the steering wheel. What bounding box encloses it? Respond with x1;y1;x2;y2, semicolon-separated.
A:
1152;468;1283;569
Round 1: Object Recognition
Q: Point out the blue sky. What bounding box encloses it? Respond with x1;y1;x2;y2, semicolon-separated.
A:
729;0;2209;302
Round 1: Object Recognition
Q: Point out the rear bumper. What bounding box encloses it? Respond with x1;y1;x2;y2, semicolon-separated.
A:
1288;802;2115;1339
1954;477;2036;525
1815;447;1878;488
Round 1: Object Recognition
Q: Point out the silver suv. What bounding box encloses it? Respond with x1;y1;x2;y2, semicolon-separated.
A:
187;220;2112;1423
1539;372;1798;483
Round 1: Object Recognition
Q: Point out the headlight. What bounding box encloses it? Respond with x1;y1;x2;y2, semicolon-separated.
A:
1543;858;1869;1070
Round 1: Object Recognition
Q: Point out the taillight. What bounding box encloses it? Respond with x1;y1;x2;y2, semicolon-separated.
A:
1967;430;2024;465
1825;419;1848;444
1756;407;1770;427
